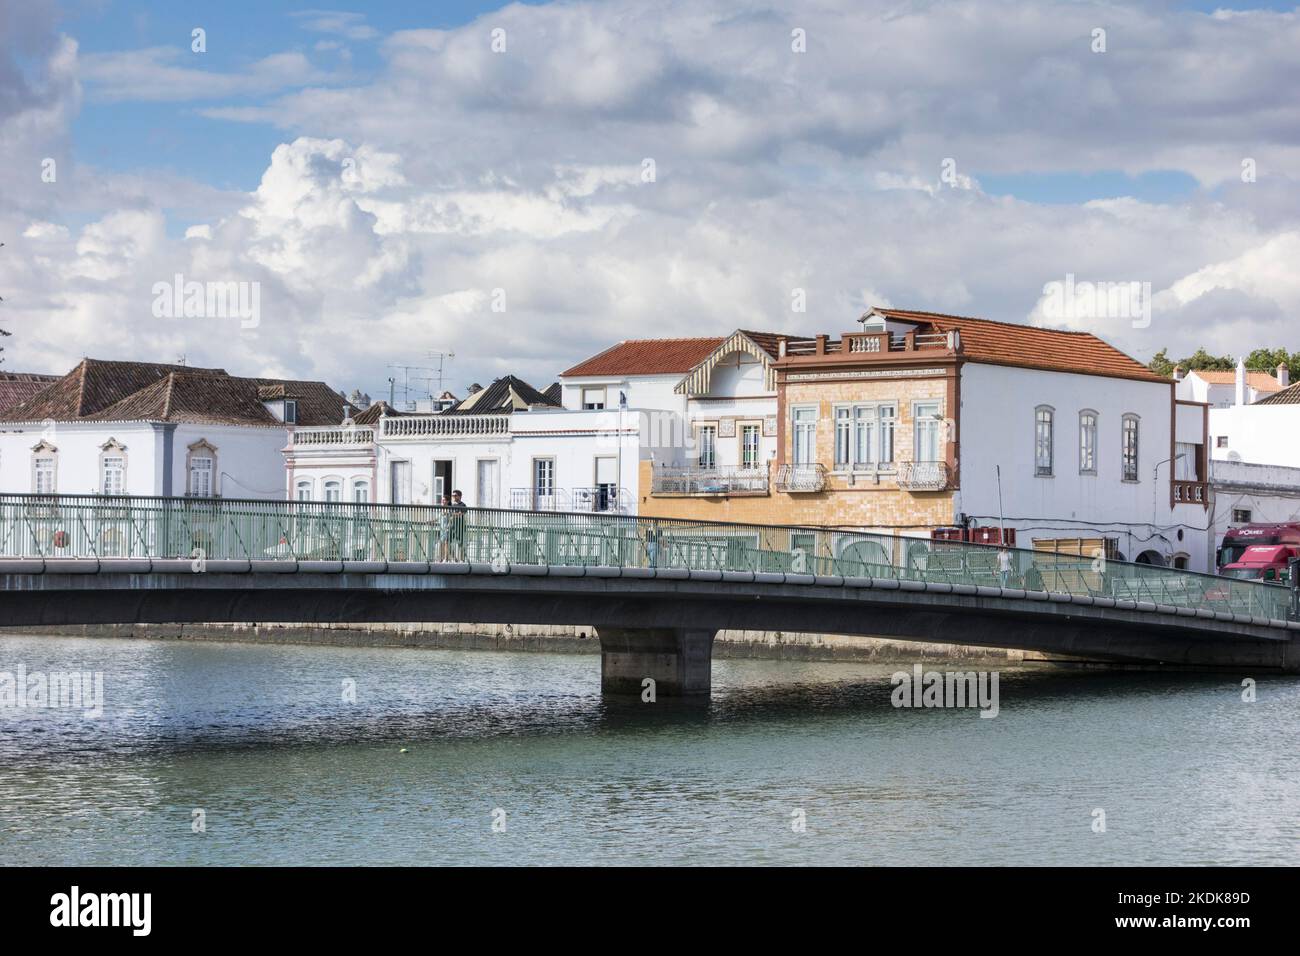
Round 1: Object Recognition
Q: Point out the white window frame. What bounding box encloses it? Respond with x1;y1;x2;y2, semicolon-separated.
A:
295;479;314;501
1079;410;1098;475
352;479;370;503
32;442;57;496
1122;413;1140;482
99;439;127;496
695;423;718;471
912;401;942;464
1035;405;1054;477
323;478;343;502
581;386;606;411
828;402;898;471
791;405;818;466
740;422;762;470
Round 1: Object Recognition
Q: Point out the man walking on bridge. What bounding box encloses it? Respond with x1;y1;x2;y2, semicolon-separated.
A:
450;490;468;561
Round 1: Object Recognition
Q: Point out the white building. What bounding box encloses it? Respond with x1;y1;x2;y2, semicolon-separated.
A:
1176;363;1284;408
286;375;640;511
558;329;790;502
0;359;345;499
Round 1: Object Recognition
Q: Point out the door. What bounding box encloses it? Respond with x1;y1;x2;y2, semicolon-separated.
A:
432;460;453;502
594;456;617;511
390;461;412;504
476;459;499;509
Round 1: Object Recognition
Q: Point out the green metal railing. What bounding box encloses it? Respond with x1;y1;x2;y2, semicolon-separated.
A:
0;494;1292;624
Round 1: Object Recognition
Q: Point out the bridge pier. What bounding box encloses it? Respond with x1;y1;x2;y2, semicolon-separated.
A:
597;627;717;697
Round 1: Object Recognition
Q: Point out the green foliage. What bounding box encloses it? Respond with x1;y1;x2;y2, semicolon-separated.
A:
1148;345;1296;376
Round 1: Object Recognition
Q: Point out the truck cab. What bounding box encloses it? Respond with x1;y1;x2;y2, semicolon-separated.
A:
1218;544;1299;585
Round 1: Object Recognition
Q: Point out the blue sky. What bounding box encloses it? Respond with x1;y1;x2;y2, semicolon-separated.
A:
3;0;1299;392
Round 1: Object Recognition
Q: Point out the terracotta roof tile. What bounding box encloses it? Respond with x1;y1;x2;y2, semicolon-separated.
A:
1187;370;1281;391
872;308;1169;384
561;337;726;377
0;372;60;412
1254;381;1300;405
0;359;345;426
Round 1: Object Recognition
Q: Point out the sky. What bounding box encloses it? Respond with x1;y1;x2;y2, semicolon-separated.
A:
1;0;1299;402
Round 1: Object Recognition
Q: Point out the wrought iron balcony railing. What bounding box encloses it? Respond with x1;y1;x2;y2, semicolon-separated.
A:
897;460;952;492
508;487;632;513
774;463;827;492
651;466;769;496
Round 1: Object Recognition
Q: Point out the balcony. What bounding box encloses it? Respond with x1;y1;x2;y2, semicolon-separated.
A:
774;463;827;493
897;460;952;492
291;425;375;446
779;330;953;357
509;487;632;513
651;466;769;497
1172;479;1208;506
381;414;510;440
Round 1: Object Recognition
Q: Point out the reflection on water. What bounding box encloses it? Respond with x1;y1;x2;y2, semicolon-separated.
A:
1;634;1297;865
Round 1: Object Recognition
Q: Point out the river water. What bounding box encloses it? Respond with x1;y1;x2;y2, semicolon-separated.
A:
0;633;1296;866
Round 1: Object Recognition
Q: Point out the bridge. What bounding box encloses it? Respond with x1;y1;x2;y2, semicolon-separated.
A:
1;494;1298;693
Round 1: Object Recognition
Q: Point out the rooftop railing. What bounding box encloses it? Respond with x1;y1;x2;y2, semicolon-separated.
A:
0;493;1291;625
291;425;375;446
380;414;510;439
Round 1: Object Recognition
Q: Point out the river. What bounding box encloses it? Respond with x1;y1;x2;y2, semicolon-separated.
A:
1;634;1296;866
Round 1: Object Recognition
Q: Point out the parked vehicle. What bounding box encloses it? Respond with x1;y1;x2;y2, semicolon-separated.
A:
1217;544;1299;585
1217;522;1300;571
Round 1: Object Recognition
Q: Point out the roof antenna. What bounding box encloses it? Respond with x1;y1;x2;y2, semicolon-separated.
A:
176;354;187;366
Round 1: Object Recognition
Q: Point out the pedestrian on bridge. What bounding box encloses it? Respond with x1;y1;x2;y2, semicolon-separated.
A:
450;490;468;560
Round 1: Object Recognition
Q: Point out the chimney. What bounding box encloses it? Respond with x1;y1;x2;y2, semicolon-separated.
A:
1234;357;1247;406
1278;362;1290;389
1172;364;1184;382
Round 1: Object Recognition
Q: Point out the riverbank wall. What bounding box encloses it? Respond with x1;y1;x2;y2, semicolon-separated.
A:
19;621;1029;663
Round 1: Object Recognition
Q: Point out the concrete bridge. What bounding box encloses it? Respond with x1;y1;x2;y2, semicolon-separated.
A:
1;494;1297;693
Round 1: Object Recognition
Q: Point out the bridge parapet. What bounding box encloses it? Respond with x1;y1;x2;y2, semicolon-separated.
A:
0;493;1292;626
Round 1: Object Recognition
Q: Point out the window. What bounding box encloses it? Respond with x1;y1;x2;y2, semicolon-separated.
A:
101;456;125;495
1216;436;1228;448
878;406;895;464
186;440;218;497
1079;411;1097;475
99;439;127;495
792;407;817;465
1122;415;1140;481
913;402;942;463
581;387;606;410
284;400;298;424
834;408;851;468
1035;406;1054;476
1232;508;1252;523
533;458;555;499
854;407;876;468
697;424;717;470
189;457;213;496
33;450;56;495
352;480;370;504
295;479;313;501
323;479;342;502
741;424;761;470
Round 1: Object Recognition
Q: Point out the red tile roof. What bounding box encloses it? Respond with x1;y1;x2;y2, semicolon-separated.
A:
1187;369;1281;391
561;330;791;378
1254;381;1300;405
561;337;725;377
0;372;60;412
873;308;1169;384
0;359;345;426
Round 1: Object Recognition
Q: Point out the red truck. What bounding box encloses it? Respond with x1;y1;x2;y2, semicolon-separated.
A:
1217;522;1300;574
1217;544;1299;585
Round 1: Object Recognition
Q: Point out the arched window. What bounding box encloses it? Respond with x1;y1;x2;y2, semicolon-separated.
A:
1122;414;1140;482
323;479;342;502
31;440;58;495
99;438;127;495
1034;406;1054;476
294;479;313;501
1078;411;1098;475
352;479;370;503
186;439;218;497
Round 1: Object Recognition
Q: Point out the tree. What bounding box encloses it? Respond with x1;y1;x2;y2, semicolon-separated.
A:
1148;343;1297;377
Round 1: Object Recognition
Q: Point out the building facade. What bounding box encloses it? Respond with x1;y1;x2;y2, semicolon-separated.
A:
0;360;345;500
